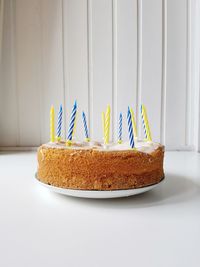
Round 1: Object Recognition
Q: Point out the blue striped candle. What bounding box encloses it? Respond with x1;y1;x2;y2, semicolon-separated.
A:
82;111;90;141
127;107;135;148
66;100;77;145
56;104;63;141
141;105;147;139
118;112;122;144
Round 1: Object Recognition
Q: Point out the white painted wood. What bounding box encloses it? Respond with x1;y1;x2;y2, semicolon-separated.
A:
0;0;198;151
189;0;200;152
89;0;113;141
0;0;18;146
161;0;167;146
187;0;192;148
165;0;188;149
139;0;163;143
63;0;89;141
115;0;137;142
0;0;4;63
15;0;41;146
0;0;64;146
194;0;200;153
40;0;64;144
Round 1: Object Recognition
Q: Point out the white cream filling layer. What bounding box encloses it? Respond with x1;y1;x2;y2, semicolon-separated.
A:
44;140;161;154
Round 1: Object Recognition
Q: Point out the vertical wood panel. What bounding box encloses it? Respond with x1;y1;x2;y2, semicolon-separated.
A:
89;0;113;141
115;0;137;142
139;0;163;143
40;0;64;143
15;0;41;146
0;0;4;63
190;0;200;151
165;0;187;149
0;0;18;146
63;0;89;141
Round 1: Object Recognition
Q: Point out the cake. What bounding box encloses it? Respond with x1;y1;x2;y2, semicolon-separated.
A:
37;140;164;191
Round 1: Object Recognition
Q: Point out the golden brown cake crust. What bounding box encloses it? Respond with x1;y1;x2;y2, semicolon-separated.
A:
37;144;164;190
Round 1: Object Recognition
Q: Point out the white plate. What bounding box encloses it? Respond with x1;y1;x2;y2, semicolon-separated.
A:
35;174;164;199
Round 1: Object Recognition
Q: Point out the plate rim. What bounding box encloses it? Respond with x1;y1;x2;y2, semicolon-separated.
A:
35;173;165;193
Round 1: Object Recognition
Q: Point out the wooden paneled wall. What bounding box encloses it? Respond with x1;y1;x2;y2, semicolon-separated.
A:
0;0;197;150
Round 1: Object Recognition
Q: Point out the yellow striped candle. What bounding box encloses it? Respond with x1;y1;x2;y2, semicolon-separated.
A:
50;105;55;142
102;111;105;141
130;107;137;138
142;104;152;141
104;105;110;144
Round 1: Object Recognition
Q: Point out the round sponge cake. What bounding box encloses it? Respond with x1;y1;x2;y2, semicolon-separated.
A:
37;140;164;191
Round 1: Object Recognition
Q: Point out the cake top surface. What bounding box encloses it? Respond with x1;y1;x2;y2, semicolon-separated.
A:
43;139;163;154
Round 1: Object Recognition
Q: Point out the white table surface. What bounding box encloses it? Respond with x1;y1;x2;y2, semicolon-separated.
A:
0;151;200;267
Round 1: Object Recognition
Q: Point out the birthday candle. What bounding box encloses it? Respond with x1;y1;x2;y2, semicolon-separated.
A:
142;105;152;141
102;111;105;142
118;112;122;144
50;105;55;142
130;107;137;138
108;106;111;141
104;105;110;144
127;107;135;148
72;111;78;139
66;100;77;145
56;104;62;141
141;105;148;140
82;111;90;142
